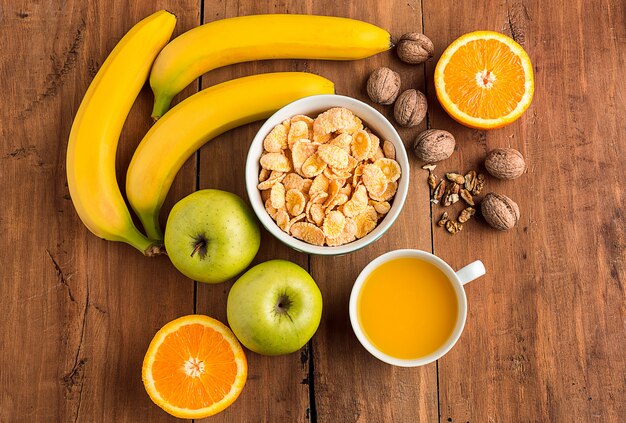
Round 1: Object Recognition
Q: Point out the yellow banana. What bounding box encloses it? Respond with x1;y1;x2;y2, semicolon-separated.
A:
127;72;334;240
150;14;390;118
66;10;176;255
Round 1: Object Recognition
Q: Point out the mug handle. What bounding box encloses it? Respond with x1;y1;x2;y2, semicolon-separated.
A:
456;260;486;285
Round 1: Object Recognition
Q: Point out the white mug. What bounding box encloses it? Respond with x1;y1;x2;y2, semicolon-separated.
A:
349;249;486;367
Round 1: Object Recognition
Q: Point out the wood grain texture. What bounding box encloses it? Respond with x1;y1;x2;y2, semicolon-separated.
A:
0;1;199;422
0;0;624;422
303;2;439;422
423;0;626;422
193;2;312;422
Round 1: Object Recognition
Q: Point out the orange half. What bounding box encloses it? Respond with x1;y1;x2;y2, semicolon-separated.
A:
434;31;534;129
142;315;247;419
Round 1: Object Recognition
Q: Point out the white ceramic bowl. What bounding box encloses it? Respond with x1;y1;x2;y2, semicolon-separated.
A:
245;94;410;256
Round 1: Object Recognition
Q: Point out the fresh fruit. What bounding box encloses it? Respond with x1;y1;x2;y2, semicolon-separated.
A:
434;31;534;129
164;190;260;284
66;10;175;254
127;72;334;240
142;315;247;419
227;260;323;355
149;14;391;118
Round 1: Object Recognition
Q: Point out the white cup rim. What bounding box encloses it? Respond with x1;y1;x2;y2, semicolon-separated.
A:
349;249;468;367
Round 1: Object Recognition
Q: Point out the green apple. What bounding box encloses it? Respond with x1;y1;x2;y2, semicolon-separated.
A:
164;189;260;283
227;260;322;355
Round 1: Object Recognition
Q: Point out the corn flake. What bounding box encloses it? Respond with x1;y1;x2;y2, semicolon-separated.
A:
326;217;357;246
309;173;330;196
275;209;291;232
354;206;378;239
362;164;388;198
325;193;349;212
289;213;306;226
308;203;325;226
323;179;342;208
290;222;325;246
302;178;313;194
257;171;285;190
343;184;369;217
260;153;291;172
291;140;318;175
351;130;372;161
383;140;396;160
270;182;286;210
258;168;270;182
301;154;327;178
374;158;401;182
283;172;305;192
313;132;332;144
286;189;306;216
318;144;349;169
291;115;314;137
370;181;398;202
324;166;352;180
313;107;361;135
265;199;279;219
288;120;310;149
258;109;401;247
329;133;352;153
322;210;346;238
263;123;288;152
371;200;391;215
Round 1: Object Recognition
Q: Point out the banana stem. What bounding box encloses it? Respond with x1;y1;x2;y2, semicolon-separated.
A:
124;226;165;256
140;213;164;242
151;92;174;120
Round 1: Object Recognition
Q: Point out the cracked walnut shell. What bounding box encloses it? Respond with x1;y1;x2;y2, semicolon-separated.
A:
394;89;427;128
396;32;434;64
485;148;526;180
367;67;401;105
481;192;520;231
413;129;455;162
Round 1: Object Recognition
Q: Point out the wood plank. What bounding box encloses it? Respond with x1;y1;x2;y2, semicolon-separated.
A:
423;0;626;421
0;2;199;421
193;2;313;422
302;2;439;422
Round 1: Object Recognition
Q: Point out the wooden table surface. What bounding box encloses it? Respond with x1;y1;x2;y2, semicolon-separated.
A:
1;0;624;422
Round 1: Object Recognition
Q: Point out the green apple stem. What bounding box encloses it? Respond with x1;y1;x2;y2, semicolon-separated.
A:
190;238;206;258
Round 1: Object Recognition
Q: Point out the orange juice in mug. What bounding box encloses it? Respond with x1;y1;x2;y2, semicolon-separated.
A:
349;249;485;367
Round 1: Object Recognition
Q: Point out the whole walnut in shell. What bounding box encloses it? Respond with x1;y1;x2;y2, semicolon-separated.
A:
481;193;520;231
485;148;526;180
367;67;401;105
394;89;427;127
413;129;455;162
396;33;434;64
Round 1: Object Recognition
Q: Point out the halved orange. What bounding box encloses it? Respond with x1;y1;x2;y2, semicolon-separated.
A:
434;31;534;129
142;315;247;419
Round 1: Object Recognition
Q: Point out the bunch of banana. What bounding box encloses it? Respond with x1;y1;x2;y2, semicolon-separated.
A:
67;12;391;252
150;14;392;118
66;10;175;255
126;72;334;240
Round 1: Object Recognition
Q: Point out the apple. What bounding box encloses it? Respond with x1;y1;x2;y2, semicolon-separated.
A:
227;260;323;355
164;189;260;283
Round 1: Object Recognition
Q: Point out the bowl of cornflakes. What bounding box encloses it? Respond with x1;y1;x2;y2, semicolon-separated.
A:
245;94;410;255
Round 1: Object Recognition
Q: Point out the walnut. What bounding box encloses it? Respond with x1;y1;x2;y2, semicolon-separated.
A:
366;67;401;105
396;33;434;64
485;148;526;180
413;129;455;162
480;192;520;231
393;89;427;127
